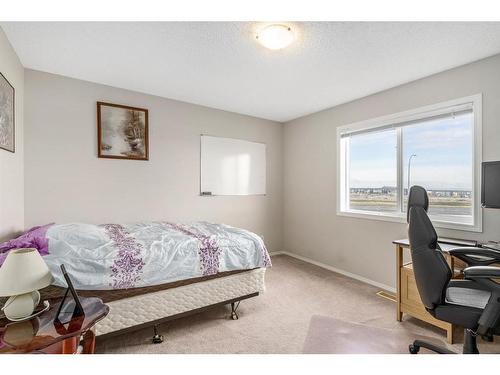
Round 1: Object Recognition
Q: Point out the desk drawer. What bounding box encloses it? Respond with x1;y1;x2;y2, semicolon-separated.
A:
395;242;456;344
400;264;451;330
400;264;423;308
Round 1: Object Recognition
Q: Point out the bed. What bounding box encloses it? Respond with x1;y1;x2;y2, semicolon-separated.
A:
0;221;271;339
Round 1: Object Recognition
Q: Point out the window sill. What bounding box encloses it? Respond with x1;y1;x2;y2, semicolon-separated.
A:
336;209;481;233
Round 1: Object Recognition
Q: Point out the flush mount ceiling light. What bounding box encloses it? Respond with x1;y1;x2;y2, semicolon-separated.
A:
256;24;295;50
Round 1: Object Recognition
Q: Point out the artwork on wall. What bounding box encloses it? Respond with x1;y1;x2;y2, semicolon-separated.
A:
97;101;149;160
0;72;15;153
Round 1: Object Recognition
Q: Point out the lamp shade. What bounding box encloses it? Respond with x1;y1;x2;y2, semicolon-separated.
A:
0;248;54;296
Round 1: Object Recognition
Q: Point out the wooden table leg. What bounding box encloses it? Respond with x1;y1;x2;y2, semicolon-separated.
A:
396;244;403;321
81;329;96;354
444;254;456;344
62;336;78;354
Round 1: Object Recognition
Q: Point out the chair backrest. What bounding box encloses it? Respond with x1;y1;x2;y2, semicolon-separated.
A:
408;206;452;310
407;185;429;223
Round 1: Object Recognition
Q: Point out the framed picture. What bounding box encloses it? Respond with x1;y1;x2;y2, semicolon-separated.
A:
97;101;149;160
0;72;15;153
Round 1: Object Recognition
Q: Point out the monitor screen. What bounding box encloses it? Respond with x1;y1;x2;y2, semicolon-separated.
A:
482;161;500;208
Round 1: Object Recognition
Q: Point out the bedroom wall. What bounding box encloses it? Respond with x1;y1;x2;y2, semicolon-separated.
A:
0;28;24;241
24;70;283;252
283;53;500;290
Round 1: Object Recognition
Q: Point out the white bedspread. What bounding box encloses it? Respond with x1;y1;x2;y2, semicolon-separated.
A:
43;221;271;290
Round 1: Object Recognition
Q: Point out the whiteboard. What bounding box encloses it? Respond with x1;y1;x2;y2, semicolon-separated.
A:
200;135;266;196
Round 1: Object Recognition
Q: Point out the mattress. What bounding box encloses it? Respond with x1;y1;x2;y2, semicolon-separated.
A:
95;267;266;336
39;221;271;290
33;269;252;304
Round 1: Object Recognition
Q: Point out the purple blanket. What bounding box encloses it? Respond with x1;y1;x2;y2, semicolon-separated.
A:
0;223;53;265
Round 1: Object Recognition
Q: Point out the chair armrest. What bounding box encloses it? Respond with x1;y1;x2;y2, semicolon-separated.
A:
464;266;500;279
463;266;500;336
463;266;500;297
448;247;500;266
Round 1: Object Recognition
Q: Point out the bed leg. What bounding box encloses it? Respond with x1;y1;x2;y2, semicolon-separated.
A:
230;301;240;320
152;325;164;344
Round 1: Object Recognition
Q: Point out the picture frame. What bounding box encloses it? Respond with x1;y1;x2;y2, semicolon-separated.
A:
54;264;85;328
0;72;15;153
97;101;149;160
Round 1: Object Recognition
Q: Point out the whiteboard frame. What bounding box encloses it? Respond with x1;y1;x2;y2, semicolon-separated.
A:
200;134;267;196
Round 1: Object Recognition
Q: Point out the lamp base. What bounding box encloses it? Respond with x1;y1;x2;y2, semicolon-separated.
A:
2;291;40;321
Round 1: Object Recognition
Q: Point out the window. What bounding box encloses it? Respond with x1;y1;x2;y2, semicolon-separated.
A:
337;95;482;231
348;129;398;213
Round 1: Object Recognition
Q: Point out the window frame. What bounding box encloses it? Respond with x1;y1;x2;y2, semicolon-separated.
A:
336;94;483;232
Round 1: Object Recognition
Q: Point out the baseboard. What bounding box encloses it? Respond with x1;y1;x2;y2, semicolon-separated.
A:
276;251;396;293
269;251;284;256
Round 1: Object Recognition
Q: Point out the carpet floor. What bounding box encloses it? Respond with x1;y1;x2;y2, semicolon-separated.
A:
96;255;500;354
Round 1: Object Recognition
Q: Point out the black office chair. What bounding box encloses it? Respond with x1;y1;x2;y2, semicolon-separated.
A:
407;186;500;267
407;185;500;354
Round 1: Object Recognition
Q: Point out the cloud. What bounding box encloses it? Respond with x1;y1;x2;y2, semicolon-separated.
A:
347;113;474;189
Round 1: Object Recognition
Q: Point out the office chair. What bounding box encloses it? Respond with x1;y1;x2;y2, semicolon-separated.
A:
407;185;500;354
407;186;500;267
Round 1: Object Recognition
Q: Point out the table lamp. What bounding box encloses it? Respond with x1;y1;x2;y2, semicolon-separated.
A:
0;248;54;321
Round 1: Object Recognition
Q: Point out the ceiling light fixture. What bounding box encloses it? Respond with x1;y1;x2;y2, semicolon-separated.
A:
256;24;295;50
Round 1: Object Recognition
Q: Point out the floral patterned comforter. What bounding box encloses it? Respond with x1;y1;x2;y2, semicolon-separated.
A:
41;221;271;290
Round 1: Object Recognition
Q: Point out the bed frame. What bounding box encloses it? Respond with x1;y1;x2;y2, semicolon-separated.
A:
104;292;258;343
94;268;266;343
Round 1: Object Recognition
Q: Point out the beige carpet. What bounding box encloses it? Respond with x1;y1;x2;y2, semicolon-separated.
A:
303;315;451;354
96;255;500;354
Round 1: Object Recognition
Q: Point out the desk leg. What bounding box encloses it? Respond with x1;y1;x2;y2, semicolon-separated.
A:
446;326;454;344
62;336;78;354
396;244;403;322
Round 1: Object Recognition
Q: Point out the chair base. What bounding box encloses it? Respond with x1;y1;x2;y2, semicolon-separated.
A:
409;329;479;354
409;340;455;354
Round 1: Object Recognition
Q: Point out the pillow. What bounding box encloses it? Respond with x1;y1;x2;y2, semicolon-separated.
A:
0;223;54;265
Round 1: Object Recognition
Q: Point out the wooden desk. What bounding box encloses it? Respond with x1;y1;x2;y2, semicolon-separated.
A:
394;239;467;344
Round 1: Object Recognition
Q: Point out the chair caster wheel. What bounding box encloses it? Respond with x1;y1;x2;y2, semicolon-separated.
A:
152;334;164;344
231;312;239;320
482;334;494;342
409;344;420;354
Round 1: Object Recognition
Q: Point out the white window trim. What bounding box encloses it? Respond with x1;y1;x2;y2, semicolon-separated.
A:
336;94;483;233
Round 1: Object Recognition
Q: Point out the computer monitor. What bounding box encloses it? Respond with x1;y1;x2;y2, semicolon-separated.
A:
481;161;500;208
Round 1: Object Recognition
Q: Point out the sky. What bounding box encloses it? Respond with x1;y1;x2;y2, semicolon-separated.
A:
349;112;473;191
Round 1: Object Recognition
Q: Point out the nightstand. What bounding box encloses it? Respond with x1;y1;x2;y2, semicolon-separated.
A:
0;296;108;354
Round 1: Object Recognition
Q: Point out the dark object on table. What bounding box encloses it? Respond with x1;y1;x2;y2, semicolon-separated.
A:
481;161;500;208
54;264;84;326
407;186;500;354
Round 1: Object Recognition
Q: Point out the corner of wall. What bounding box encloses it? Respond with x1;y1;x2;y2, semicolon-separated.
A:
0;27;24;241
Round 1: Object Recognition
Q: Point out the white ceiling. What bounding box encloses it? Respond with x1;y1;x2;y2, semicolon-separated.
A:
3;22;500;122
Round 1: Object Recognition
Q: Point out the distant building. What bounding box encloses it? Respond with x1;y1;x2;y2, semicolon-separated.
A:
427;189;471;199
350;186;397;195
352;187;471;199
